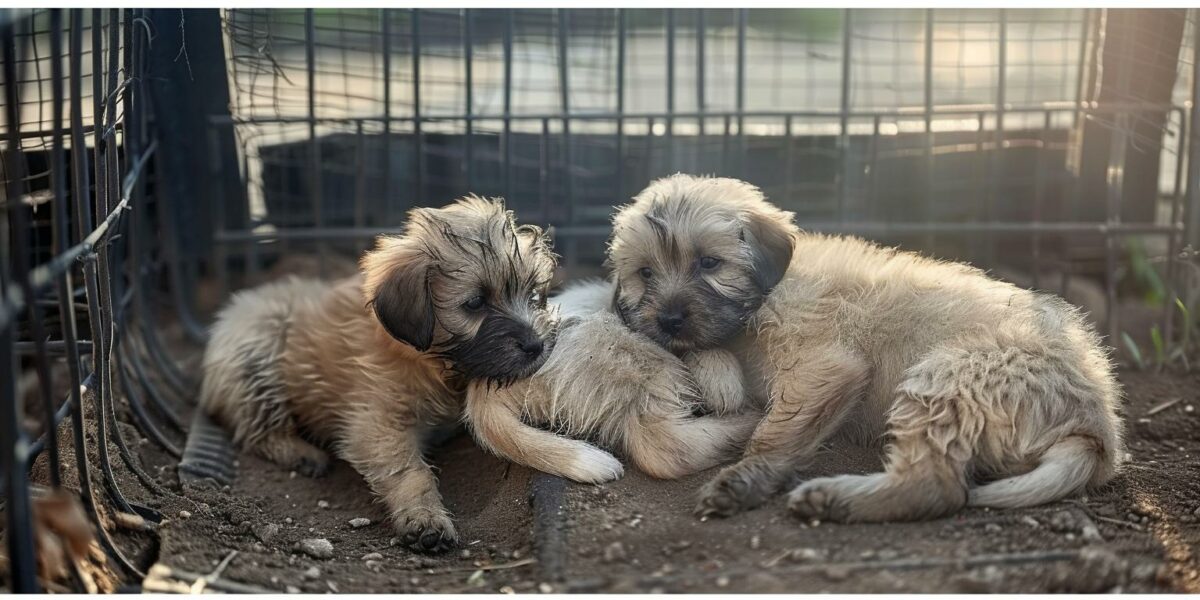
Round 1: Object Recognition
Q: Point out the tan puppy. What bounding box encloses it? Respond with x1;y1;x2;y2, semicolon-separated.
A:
466;279;759;483
199;197;557;552
608;174;1124;523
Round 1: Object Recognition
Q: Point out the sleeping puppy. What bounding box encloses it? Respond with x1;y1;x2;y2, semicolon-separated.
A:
465;279;760;483
608;174;1124;523
199;196;557;552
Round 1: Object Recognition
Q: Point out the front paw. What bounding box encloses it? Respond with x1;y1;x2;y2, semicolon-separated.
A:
684;350;746;416
694;462;764;519
393;508;458;554
561;445;624;484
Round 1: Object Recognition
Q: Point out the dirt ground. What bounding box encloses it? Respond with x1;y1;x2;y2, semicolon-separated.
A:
42;366;1185;594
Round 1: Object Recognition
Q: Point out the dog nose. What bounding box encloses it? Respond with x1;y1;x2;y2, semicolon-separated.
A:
658;309;687;335
517;337;544;358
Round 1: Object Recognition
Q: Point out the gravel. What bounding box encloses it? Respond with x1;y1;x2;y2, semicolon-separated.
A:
297;538;334;560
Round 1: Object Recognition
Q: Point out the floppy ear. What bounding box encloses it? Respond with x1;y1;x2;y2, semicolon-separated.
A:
609;277;632;327
742;210;795;295
370;257;435;351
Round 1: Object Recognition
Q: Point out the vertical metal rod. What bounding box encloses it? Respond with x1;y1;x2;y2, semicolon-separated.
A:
784;115;794;198
868;114;881;221
1;18;40;593
1162;108;1187;348
540;118;550;222
837;9;852;224
463;9;474;192
382;8;392;221
735;9;747;176
923;8;935;253
1031;111;1050;290
503;9;514;203
558;9;575;267
696;9;706;137
616;9;626;204
988;8;1007;266
1186;16;1200;253
665;9;676;171
1104;16;1133;350
305;10;325;273
354;119;367;249
412;9;425;207
1072;8;1091;129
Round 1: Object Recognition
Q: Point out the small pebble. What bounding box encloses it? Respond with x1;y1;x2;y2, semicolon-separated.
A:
285;585;300;594
460;549;472;559
303;567;320;580
749;535;761;550
603;541;628;564
788;548;823;563
297;538;333;560
285;517;293;524
289;471;297;479
984;523;1002;533
252;523;280;544
317;500;330;509
1193;506;1200;517
499;585;515;594
538;582;553;593
178;510;192;519
1186;405;1194;413
366;560;381;570
349;517;371;528
362;552;383;561
1021;516;1040;528
823;565;851;581
326;581;339;593
715;575;730;588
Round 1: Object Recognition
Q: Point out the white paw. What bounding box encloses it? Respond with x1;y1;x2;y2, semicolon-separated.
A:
565;444;624;484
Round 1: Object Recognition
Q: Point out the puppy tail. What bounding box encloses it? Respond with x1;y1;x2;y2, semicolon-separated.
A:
967;435;1108;509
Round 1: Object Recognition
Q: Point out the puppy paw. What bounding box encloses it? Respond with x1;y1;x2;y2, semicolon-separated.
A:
562;445;624;484
393;508;458;554
694;463;762;519
787;477;850;522
295;453;332;478
684;350;746;416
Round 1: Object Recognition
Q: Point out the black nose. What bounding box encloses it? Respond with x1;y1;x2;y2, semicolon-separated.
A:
658;309;687;335
517;337;544;359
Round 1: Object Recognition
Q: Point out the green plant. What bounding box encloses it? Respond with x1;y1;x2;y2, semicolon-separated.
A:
1122;332;1145;371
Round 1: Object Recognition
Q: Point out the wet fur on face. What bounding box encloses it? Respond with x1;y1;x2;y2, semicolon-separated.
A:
362;195;559;382
607;175;796;354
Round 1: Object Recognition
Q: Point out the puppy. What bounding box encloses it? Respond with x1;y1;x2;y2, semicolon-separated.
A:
608;174;1124;523
465;279;759;483
199;196;557;552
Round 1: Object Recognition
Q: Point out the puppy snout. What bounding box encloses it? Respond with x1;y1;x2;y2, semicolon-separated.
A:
657;308;688;336
515;336;544;359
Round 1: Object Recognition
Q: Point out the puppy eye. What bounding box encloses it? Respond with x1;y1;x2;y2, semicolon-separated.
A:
464;296;485;311
638;267;653;279
700;256;722;269
529;290;543;307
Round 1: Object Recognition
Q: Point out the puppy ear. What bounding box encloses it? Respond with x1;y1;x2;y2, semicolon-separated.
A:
370;257;435;351
610;277;633;327
742;210;795;294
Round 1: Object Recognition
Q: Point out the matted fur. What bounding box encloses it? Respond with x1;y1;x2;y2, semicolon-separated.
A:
608;174;1125;523
199;196;557;553
465;279;759;482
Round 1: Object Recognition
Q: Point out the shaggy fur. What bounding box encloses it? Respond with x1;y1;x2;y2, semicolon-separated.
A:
466;279;760;482
199;197;558;552
608;174;1125;523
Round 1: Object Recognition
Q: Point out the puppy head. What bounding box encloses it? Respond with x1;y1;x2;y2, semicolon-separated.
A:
607;174;797;354
362;195;558;383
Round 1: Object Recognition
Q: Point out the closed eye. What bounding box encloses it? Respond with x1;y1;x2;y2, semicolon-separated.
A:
699;256;722;269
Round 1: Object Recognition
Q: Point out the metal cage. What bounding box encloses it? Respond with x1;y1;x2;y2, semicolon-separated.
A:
2;7;1199;592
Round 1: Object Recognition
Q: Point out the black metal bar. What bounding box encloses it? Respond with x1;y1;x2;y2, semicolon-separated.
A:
665;9;676;171
463;9;474;192
696;9;705;137
1162;107;1187;350
616;9;626;205
837;9;852;224
557;9;575;268
1;14;41;593
924;8;936;253
540;118;551;224
1186;18;1200;252
503;9;513;203
735;9;747;176
1032;111;1050;289
412;9;424;207
382;8;392;220
305;9;326;275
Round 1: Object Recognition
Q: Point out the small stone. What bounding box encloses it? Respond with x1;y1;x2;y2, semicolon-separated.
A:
1021;516;1040;528
499;585;515;594
289;471;297;479
1193;506;1200;517
603;541;628;564
409;577;421;586
362;552;383;561
715;576;730;588
749;535;761;550
822;565;851;581
788;548;822;563
285;585;301;594
366;560;381;570
303;567;320;580
877;549;899;561
253;523;280;544
984;523;1003;533
538;582;553;593
460;549;472;559
317;500;330;509
349;517;371;528
512;549;523;559
326;581;339;593
178;510;192;519
466;570;486;587
297;538;333;560
1185;404;1195;413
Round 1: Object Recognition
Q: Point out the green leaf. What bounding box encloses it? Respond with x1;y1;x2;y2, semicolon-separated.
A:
1122;332;1145;370
1151;326;1165;367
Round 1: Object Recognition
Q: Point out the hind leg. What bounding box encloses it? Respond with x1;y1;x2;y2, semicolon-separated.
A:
251;428;331;477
